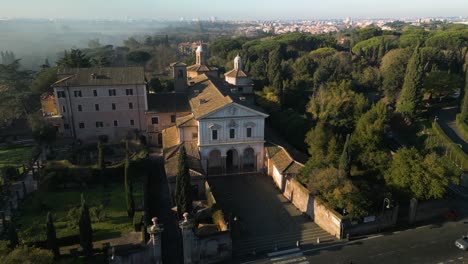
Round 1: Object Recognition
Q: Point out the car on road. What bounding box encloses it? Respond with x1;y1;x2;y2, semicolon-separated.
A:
455;235;468;250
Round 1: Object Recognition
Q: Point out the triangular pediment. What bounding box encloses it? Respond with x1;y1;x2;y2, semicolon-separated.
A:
198;103;268;120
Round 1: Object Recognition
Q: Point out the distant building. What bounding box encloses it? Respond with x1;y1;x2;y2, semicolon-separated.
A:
47;67;148;142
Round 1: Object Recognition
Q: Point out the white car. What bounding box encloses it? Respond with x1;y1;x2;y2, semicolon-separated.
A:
455;236;468;250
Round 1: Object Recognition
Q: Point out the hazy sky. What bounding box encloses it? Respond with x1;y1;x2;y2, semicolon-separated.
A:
2;0;467;20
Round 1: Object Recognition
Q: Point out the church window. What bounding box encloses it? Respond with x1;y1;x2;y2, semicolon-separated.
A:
151;117;159;124
178;69;184;78
246;127;252;138
57;91;66;98
108;89;116;96
229;128;235;139
212;130;218;140
171;115;176;123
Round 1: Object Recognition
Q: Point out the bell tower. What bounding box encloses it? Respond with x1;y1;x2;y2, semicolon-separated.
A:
171;62;187;93
234;54;242;70
195;44;206;65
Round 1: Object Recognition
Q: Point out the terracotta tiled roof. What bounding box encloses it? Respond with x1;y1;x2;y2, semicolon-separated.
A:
266;142;304;175
188;75;233;119
164;141;205;182
52;67;145;87
188;74;267;119
176;114;197;127
147;93;190;113
187;64;218;73
162;125;179;150
224;69;249;78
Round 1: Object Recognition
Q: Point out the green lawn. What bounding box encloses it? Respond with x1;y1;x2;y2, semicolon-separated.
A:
16;183;136;243
0;146;34;172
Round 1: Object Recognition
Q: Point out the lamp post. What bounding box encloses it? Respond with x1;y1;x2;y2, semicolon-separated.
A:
381;198;391;216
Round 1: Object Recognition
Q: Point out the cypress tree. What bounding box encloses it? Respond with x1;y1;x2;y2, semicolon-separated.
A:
124;141;134;218
339;134;352;176
397;46;425;122
7;221;19;248
97;141;104;171
175;145;192;216
79;194;93;257
46;212;59;258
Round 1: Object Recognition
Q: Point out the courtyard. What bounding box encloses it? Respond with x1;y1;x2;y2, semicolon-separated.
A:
207;173;335;257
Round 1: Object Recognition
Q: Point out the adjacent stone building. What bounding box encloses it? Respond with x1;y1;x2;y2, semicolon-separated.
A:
47;67;148;142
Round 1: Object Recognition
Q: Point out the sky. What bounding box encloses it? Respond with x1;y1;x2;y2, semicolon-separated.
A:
1;0;467;20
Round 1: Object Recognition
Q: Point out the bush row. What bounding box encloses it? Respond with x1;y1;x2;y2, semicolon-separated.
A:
455;114;468;141
432;122;468;171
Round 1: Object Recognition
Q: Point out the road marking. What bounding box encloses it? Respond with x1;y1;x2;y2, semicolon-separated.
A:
270;252;304;261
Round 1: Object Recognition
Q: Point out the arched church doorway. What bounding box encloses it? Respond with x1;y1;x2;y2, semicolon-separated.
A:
226;149;239;172
243;147;255;172
208;149;222;175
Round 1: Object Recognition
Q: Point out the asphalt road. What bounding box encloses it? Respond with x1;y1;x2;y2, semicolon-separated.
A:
247;198;468;264
436;106;468;154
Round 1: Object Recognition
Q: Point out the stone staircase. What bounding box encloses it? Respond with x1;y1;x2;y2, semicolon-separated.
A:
232;224;335;257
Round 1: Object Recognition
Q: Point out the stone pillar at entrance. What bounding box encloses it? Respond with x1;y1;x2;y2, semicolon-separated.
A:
179;213;196;264
147;217;163;264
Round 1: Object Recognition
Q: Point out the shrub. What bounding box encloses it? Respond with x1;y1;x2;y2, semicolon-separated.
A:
90;204;106;223
132;211;144;232
66;206;80;230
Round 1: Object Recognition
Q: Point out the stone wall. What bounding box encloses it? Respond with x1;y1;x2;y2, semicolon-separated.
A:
409;198;450;224
313;198;342;239
343;206;399;237
283;178;314;217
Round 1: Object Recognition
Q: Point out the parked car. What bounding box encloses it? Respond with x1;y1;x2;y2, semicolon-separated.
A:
455;235;468;250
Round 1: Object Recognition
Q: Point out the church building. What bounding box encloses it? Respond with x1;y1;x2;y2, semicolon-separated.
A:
162;45;268;177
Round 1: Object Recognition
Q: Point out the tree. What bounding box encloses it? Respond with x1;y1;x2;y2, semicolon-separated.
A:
97;141;104;171
7;222;19;248
0;245;53;264
304;121;341;171
307;80;368;133
352;101;389;176
124;141;134;218
45;212;59;258
307;167;368;219
126;51;151;66
78;194;93;257
175;145;192;216
30;67;57;94
397;46;425;122
57;49;91;68
422;71;463;100
29;114;57;146
339;134;352;176
380;48;412;103
385;148;459;200
459;66;468;122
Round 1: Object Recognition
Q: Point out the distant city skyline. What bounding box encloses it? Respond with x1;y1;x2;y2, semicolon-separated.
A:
1;0;467;20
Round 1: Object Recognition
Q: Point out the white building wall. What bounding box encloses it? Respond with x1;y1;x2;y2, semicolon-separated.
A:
54;84;147;142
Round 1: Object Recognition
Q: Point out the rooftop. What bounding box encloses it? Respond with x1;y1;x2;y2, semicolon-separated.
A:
147;93;191;113
52;67;146;87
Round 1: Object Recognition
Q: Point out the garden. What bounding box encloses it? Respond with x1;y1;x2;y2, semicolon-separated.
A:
10;141;148;256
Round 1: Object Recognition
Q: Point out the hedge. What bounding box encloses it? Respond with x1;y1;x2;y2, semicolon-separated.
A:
432;122;468;171
455;114;468;142
204;182;228;231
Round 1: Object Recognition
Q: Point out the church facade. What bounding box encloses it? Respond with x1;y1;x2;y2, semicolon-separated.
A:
162;45;268;175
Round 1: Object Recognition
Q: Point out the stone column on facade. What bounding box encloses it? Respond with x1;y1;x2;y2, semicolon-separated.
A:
254;153;258;172
179;212;196;264
239;155;243;173
221;156;227;175
147;217;163;264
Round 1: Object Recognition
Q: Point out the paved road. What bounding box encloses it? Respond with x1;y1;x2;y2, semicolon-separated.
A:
244;197;468;264
436;107;468;154
208;174;335;258
150;154;182;264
